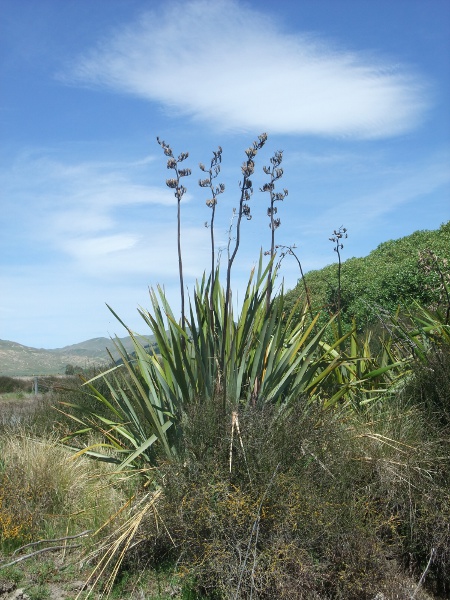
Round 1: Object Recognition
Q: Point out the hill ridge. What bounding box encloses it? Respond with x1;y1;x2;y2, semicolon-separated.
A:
0;334;155;377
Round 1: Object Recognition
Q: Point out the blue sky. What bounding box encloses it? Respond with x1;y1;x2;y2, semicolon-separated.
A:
1;0;449;349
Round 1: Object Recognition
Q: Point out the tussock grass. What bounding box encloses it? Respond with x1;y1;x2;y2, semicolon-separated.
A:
0;429;126;553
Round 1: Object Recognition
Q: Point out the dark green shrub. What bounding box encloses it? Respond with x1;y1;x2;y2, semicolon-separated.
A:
137;400;447;599
285;221;450;334
101;386;448;600
0;376;30;394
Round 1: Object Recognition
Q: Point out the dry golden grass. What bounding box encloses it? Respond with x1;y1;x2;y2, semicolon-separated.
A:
0;429;126;551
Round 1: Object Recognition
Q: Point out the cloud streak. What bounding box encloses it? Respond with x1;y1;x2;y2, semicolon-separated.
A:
324;153;450;228
0;152;209;280
66;0;430;139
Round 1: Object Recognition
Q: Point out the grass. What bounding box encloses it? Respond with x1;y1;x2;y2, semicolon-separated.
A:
0;390;188;599
0;427;126;553
0;376;31;395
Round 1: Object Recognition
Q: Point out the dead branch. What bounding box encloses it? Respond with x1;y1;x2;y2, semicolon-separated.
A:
11;530;92;556
0;544;82;569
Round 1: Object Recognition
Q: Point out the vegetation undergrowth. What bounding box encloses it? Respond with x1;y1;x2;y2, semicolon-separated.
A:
153;395;450;599
284;221;450;335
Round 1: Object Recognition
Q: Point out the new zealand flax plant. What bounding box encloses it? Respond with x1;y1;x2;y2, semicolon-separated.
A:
57;135;419;597
60;256;358;474
58;263;416;599
59;134;409;475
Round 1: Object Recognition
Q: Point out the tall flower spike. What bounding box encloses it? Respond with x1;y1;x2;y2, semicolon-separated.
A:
329;226;348;338
261;148;288;310
157;136;191;340
222;133;268;396
198;146;225;313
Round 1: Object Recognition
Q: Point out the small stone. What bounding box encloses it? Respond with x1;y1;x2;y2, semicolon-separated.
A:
0;582;16;594
65;580;88;591
6;589;31;600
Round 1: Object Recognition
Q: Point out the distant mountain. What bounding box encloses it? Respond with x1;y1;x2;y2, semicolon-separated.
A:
49;335;155;358
0;334;155;377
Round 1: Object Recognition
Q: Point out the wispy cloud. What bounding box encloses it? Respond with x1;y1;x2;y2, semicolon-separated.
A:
0;151;209;279
317;152;450;230
65;0;430;139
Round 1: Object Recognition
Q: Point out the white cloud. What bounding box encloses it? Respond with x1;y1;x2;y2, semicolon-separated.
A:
65;0;430;139
60;225;210;278
0;151;209;280
62;233;140;258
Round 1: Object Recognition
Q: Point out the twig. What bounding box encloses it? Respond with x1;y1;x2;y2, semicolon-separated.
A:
411;547;435;599
276;244;313;320
249;514;262;600
0;545;82;569
301;444;335;479
229;411;252;484
234;463;280;600
11;530;92;556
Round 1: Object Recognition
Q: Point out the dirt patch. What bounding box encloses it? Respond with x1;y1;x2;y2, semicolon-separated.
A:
0;551;96;600
0;579;90;600
0;581;91;600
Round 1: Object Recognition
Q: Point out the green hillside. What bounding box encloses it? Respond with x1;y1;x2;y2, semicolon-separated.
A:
285;221;450;330
0;334;156;376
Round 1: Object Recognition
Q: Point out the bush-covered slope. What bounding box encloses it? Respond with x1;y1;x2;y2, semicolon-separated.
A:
285;221;450;329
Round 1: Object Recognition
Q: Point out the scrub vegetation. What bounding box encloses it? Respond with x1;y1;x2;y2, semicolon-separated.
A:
1;136;449;600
